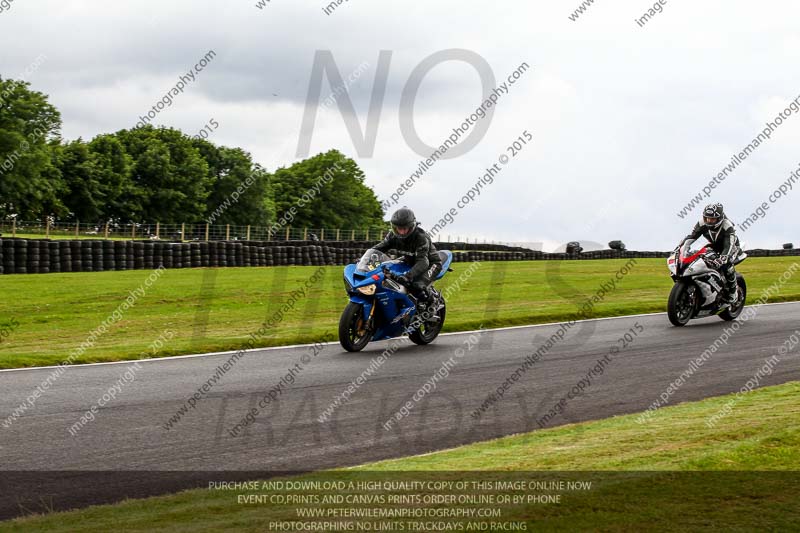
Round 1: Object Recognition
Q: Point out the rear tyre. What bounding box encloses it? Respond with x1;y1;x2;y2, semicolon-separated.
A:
339;302;373;352
668;280;698;327
720;274;747;321
409;299;447;345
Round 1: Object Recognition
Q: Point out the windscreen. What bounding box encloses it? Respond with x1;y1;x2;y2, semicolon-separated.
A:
356;248;391;272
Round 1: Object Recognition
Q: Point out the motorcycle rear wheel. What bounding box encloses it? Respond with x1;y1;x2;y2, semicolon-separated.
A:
339;302;373;352
409;300;446;345
668;280;697;327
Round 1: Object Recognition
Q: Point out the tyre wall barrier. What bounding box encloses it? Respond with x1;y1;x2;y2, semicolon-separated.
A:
0;238;798;274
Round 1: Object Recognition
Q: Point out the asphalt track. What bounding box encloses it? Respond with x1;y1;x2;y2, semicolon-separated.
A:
1;303;799;519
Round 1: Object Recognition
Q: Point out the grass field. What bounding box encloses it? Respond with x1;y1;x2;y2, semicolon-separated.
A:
1;258;799;369
3;381;798;531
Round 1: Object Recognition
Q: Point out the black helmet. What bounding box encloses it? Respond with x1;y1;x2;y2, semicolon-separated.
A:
702;203;724;230
390;207;416;239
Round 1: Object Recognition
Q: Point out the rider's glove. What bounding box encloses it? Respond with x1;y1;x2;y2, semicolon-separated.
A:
396;274;411;285
719;254;729;265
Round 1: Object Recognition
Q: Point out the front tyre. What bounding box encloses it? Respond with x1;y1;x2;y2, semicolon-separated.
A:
668;280;698;327
409;300;446;345
720;274;747;321
339;302;372;352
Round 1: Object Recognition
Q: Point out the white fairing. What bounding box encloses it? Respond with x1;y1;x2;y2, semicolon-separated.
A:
684;259;712;277
686;260;723;306
674;249;726;306
667;251;678;275
734;245;748;265
695;278;721;306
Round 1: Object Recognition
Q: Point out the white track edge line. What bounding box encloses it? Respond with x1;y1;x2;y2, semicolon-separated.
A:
2;300;798;374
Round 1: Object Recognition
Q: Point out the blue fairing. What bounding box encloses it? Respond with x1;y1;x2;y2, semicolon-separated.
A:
436;250;453;280
343;250;452;342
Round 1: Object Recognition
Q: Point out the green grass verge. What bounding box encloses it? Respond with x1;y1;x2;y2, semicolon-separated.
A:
1;257;799;368
4;381;799;532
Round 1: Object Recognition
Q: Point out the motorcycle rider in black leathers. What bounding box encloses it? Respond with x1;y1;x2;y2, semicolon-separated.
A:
373;207;442;308
678;203;740;304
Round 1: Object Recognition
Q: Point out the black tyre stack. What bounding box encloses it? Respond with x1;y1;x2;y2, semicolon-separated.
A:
102;240;114;271
26;239;40;274
6;236;798;275
169;242;178;268
163;243;174;269
190;243;201;267
113;241;126;271
208;242;218;266
94;241;104;271
181;243;191;267
48;241;60;273
14;239;27;274
69;241;80;272
237;242;245;266
198;242;208;267
78;241;91;272
1;239;13;274
142;242;154;269
179;243;189;268
155;242;166;268
243;245;252;267
126;241;135;270
131;242;143;270
172;243;182;269
58;241;71;272
219;242;228;267
38;240;50;274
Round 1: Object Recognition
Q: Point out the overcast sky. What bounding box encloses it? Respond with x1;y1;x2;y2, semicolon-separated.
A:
2;0;798;251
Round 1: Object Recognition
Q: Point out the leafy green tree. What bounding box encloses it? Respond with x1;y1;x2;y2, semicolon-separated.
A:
59;139;104;221
0;77;63;218
58;135;136;222
193;139;273;226
271;150;384;230
1;79;386;232
115;126;210;223
255;163;276;227
87;134;136;222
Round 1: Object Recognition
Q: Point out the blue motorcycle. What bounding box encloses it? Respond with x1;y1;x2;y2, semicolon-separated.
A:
339;248;454;352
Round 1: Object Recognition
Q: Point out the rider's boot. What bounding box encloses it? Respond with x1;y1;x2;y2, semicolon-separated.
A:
722;271;737;305
415;288;431;310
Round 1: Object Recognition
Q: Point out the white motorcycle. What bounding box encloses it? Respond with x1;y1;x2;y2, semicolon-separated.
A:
666;244;747;327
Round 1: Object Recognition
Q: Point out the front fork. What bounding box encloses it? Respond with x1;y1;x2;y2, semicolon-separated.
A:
348;295;376;335
360;302;376;336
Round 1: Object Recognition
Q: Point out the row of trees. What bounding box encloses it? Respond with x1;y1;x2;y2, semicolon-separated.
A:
0;77;385;229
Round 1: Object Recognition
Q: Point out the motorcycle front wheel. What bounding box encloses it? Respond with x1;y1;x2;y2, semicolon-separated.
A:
339;302;373;352
668;280;698;327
